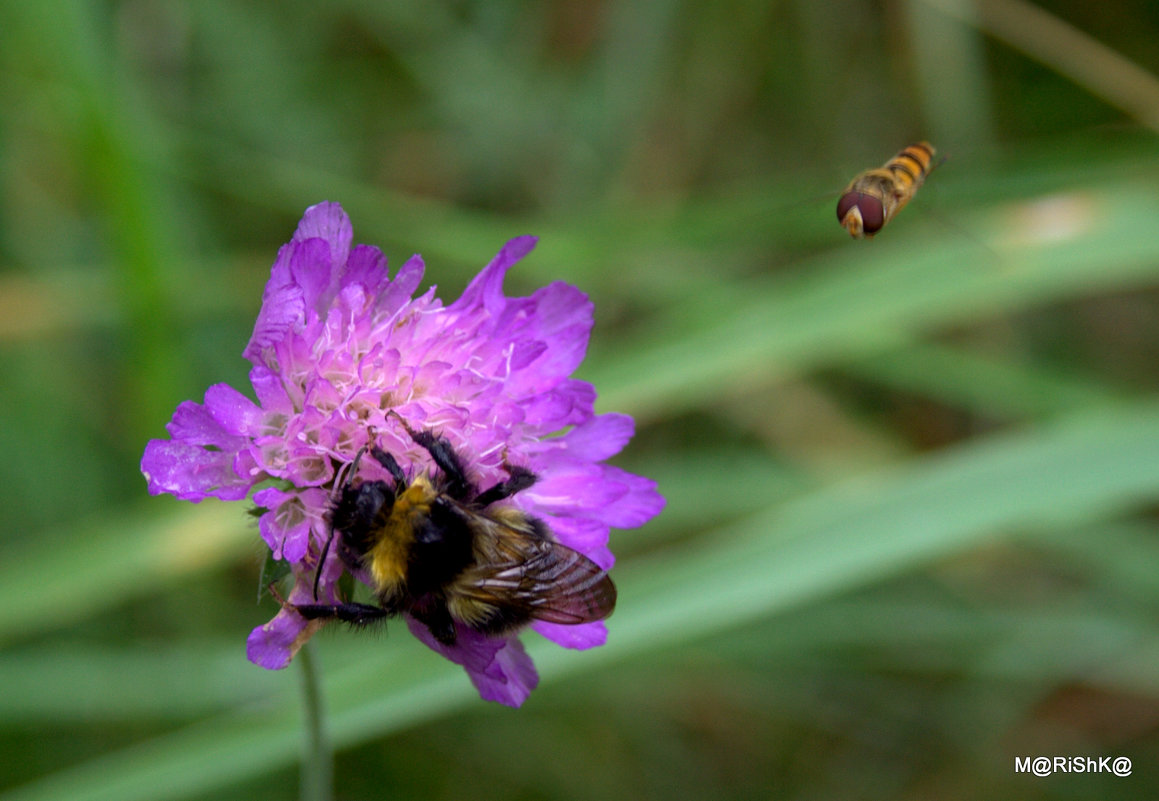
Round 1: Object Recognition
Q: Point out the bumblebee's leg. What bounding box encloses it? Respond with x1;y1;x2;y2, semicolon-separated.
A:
388;413;470;499
294;602;391;627
417;432;470;498
368;446;407;487
411;600;458;646
474;465;537;507
311;534;334;601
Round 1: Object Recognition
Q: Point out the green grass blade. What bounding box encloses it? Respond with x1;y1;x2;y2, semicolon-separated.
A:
589;185;1159;420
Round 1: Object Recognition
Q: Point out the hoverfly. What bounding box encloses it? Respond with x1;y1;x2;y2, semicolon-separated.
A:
837;142;937;238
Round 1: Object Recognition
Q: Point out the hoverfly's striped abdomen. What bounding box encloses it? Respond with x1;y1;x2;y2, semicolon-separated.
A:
837;142;936;238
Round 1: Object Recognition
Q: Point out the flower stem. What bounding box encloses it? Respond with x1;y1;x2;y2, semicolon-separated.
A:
298;642;333;801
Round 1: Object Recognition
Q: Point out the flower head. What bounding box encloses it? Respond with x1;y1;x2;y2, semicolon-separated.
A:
142;202;663;706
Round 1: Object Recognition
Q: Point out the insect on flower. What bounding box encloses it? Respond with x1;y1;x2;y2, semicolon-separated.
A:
294;413;617;646
837;142;937;238
141;202;663;706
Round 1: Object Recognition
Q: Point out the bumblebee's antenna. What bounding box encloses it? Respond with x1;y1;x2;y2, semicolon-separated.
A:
312;443;370;601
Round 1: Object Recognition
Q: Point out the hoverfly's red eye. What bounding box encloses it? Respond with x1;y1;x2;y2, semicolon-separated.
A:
837;192;885;234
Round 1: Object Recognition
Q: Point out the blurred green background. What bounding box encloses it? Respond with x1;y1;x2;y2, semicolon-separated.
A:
4;0;1159;798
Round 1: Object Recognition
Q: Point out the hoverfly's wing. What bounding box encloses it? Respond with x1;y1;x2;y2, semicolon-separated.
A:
461;515;617;625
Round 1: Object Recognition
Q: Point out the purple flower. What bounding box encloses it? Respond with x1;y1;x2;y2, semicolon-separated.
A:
142;202;664;706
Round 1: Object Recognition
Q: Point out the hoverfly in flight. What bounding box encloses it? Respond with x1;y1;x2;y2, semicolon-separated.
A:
837;142;937;238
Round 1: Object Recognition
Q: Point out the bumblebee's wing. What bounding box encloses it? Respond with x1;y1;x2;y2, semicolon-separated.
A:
459;514;617;625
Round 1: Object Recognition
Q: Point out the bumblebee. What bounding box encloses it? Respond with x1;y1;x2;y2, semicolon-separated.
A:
293;418;616;646
837;142;937;238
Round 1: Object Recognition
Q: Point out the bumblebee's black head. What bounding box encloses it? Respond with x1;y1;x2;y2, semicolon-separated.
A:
311;443;409;600
330;479;394;555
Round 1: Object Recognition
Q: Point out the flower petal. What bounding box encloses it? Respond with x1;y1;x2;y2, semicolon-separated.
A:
449;235;539;319
253;486;328;562
244;247;305;367
532;620;608;650
141;440;253;500
405;619;540;707
376;254;425;318
204;383;266;437
595;467;666;528
294;201;353;262
247;571;326;669
342;244;391;297
470;636;539;707
290;237;338;315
